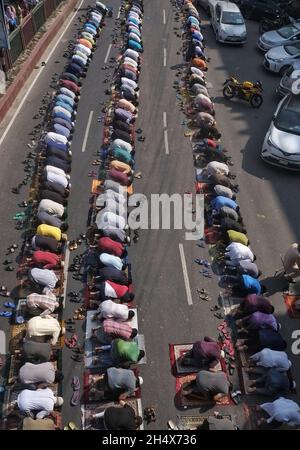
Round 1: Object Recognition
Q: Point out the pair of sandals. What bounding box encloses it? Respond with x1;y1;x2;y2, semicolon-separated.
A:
70;376;80;406
65;334;78;349
231;390;242;405
64;421;79;430
197;288;211;301
0;311;12;317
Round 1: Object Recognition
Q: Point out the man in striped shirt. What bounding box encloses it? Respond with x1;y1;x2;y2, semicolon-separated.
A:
26;291;60;317
92;319;137;344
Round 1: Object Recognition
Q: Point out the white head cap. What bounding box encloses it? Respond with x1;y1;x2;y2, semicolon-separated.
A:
55;396;64;406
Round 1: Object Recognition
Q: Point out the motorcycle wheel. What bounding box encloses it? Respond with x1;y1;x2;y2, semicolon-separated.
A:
223;84;235;99
250;94;263;108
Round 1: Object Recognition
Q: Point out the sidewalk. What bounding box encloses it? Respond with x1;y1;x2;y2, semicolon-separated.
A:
0;0;79;124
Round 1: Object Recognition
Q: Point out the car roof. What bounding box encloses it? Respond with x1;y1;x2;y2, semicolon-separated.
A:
216;1;241;12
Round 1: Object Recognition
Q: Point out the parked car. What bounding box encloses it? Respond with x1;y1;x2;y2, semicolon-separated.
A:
261;94;300;170
264;40;300;73
240;0;292;20
258;22;300;51
209;0;247;43
277;60;300;94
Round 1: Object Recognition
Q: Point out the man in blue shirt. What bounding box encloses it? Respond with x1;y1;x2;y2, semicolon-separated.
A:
211;196;239;212
221;274;266;297
247;368;293;396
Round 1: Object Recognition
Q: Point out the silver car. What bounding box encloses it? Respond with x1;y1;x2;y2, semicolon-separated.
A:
209;1;247;44
261;94;300;170
258;23;300;52
264;41;300;74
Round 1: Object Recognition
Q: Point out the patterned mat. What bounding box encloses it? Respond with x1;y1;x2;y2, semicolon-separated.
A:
175;374;231;409
83;369;141;403
81;398;143;430
177;414;232;430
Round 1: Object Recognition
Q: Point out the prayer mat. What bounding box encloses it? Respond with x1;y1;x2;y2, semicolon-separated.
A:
84;309;142;369
83;369;141;403
22;417;56;430
283;293;300;318
169;343;222;376
7;355;61;393
175;374;231;408
91;180;102;195
10;321;64;352
1;411;22;430
238;348;250;367
81;398;143;430
177;414;232;430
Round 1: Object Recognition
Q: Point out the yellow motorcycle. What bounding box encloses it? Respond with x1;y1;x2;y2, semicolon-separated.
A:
223;77;263;108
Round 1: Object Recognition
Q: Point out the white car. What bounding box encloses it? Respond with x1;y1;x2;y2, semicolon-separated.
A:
258;23;300;52
261;94;300;170
278;61;300;95
209;0;247;44
264;41;300;74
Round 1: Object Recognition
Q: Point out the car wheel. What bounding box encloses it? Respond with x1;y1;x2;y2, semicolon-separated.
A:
279;65;290;76
242;7;253;19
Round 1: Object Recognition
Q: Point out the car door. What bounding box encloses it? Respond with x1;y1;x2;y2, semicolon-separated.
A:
215;4;221;33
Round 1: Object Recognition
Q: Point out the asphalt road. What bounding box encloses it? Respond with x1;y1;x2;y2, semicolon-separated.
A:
0;0;300;431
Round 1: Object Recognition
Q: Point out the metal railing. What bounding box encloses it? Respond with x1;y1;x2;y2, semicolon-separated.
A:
4;0;65;68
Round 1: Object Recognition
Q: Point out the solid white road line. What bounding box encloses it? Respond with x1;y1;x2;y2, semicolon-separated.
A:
163;47;167;67
104;43;112;64
82;110;94;152
62;246;70;308
117;6;121;19
163;8;166;24
179;243;193;305
0;0;85;147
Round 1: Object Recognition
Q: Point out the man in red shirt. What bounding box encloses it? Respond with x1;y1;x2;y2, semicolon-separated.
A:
30;251;62;270
96;237;126;258
61;79;81;95
90;280;134;303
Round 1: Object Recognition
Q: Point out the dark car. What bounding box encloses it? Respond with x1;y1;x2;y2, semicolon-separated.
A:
240;0;292;20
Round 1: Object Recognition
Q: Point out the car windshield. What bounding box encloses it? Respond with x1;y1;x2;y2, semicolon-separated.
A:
277;25;298;39
275;98;300;136
221;12;244;25
284;42;300;55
